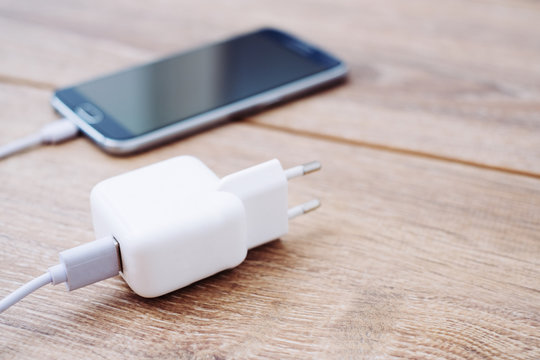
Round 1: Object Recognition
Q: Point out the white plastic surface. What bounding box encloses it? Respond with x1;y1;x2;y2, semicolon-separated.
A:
90;156;290;298
58;236;120;291
218;159;288;249
91;156;248;298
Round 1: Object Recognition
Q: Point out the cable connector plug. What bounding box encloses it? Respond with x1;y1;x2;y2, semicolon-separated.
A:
0;236;120;313
49;236;121;290
39;118;80;145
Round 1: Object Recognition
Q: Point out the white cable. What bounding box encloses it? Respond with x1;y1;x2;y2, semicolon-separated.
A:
0;273;52;313
0;118;79;160
0;236;120;314
0;133;42;159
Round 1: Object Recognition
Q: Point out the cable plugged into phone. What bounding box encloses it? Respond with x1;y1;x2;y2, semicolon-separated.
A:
50;28;346;155
0;156;321;313
0;118;79;160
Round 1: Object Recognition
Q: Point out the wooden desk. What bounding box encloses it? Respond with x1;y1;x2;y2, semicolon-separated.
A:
0;1;538;358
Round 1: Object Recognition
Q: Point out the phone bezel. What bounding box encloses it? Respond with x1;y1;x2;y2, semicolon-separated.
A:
52;28;348;154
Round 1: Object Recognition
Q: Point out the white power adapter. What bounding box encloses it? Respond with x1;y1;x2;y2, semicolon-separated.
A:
0;156;321;312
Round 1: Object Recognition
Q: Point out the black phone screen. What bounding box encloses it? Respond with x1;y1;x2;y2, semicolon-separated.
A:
55;29;341;139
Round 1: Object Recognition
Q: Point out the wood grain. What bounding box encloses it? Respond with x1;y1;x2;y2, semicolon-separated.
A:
0;84;539;359
1;0;540;358
0;0;539;175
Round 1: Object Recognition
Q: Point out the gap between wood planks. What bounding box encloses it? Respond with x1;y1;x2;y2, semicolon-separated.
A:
1;74;539;181
0;74;55;91
244;121;540;181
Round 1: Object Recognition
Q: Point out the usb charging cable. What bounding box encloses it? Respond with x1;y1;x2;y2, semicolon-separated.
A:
0;118;79;160
0;156;321;313
0;236;120;313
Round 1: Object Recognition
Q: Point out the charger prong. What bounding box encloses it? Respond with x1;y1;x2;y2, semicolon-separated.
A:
285;161;321;180
287;199;321;220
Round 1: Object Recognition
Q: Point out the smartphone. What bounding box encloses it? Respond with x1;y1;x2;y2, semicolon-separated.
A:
51;28;347;154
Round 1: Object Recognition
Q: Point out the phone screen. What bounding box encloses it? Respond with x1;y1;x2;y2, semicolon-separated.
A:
55;29;342;139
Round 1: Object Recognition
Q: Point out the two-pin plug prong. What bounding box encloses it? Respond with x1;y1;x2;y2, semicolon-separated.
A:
288;199;321;219
285;161;322;220
284;161;321;180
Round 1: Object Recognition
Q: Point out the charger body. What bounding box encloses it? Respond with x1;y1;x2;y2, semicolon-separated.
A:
90;156;288;298
91;156;247;297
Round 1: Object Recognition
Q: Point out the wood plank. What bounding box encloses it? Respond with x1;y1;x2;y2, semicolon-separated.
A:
0;0;539;176
1;84;538;358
